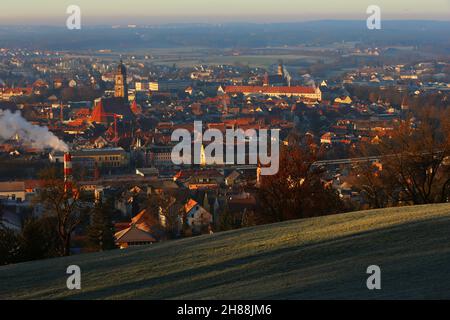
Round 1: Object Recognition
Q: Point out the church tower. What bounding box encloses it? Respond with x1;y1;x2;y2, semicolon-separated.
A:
277;63;284;77
114;60;128;102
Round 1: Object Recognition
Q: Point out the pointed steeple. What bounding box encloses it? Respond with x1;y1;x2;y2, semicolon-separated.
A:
90;100;108;124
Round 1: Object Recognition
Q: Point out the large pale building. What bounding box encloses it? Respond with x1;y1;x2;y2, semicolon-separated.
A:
71;147;129;168
149;80;192;92
221;85;322;101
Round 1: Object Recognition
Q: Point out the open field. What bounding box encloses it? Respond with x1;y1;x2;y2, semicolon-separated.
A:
72;46;335;68
148;54;328;68
1;204;450;299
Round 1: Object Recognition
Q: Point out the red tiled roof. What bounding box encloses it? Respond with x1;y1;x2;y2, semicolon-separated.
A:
131;208;160;233
202;95;231;105
24;180;41;191
173;123;195;132
74;108;91;117
32;79;49;88
90;100;108;124
130;100;142;115
224;86;317;95
207;123;226;132
156;122;174;129
174;169;223;181
67;119;87;127
90;98;135;123
184;199;198;213
114;225;156;243
114;222;130;232
1;87;33;95
223;117;255;126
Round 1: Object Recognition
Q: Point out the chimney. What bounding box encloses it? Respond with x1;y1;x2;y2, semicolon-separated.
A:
64;153;73;183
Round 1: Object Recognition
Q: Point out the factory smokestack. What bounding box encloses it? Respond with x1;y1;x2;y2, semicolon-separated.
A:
64;153;73;182
64;153;73;194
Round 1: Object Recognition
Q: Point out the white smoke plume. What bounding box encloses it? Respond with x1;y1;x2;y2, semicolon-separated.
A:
0;109;68;152
283;66;292;87
302;74;316;88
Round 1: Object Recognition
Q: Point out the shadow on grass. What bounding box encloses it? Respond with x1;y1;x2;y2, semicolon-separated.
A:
57;215;450;300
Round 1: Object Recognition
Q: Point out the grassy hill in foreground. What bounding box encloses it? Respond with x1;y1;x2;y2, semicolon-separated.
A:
1;204;450;300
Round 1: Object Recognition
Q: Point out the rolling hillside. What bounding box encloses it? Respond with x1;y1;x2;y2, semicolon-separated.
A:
1;204;450;300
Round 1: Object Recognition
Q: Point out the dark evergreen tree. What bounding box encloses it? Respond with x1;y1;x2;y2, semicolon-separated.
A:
88;201;116;251
0;225;21;265
219;204;234;231
20;217;61;261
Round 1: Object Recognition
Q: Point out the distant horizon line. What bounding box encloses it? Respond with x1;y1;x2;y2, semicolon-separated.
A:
1;18;450;28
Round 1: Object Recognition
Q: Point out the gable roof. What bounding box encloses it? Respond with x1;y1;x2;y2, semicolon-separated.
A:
184;199;198;213
131;208;160;233
114;225;156;243
90;97;135;124
226;170;241;180
90;100;108;124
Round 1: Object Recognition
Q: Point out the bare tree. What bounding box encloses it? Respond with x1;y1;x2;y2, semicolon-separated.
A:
353;109;450;207
382;110;449;204
258;142;345;223
348;141;391;209
35;168;90;256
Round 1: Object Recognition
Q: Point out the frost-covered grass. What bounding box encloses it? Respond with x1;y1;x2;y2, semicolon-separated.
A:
1;204;450;299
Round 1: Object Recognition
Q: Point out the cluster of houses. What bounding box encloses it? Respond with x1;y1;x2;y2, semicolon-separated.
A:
0;164;259;249
1;50;449;252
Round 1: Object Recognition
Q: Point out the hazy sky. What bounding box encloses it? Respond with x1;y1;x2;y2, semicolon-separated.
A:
1;0;450;25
